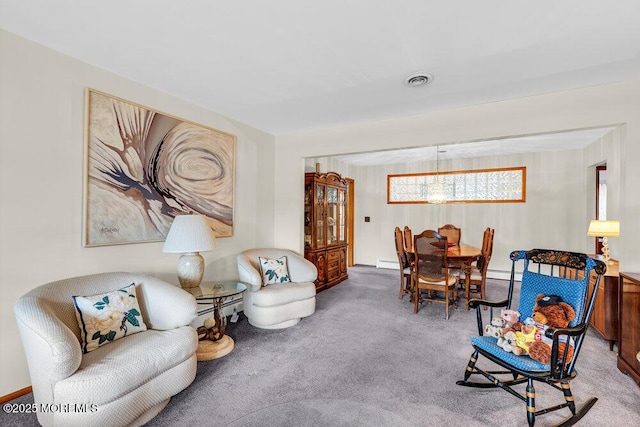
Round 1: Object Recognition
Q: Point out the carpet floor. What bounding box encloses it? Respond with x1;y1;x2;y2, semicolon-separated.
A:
3;265;640;426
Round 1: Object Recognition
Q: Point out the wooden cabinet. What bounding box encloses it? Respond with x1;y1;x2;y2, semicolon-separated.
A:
304;172;348;291
588;260;619;350
564;258;619;350
618;272;640;386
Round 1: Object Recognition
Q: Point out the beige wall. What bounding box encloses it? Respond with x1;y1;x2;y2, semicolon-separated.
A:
309;144;606;273
275;81;639;273
0;30;276;395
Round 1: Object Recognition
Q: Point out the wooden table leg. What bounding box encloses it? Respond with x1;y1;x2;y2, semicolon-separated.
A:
464;261;472;310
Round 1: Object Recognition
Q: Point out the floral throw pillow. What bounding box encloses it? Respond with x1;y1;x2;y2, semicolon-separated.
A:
259;256;291;286
73;283;147;353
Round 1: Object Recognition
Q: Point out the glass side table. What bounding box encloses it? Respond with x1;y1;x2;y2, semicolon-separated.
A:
187;281;247;361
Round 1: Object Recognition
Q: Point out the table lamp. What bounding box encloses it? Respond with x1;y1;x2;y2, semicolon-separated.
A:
163;214;217;288
587;219;619;263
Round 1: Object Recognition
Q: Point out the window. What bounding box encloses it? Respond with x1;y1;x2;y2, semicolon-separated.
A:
387;166;526;204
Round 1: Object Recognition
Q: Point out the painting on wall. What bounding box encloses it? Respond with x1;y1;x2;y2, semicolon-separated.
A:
83;89;236;247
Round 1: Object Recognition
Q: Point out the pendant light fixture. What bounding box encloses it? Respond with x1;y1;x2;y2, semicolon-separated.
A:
426;146;448;204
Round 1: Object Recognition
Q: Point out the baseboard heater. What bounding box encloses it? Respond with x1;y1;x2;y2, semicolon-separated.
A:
376;259;399;269
375;259;521;281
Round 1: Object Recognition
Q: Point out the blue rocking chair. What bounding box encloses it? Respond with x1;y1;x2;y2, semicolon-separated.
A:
457;249;606;426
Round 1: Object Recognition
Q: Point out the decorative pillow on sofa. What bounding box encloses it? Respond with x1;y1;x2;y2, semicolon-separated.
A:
73;283;147;353
259;256;291;285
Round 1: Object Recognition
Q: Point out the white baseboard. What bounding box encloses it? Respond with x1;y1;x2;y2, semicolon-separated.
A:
486;269;508;280
376;259;400;269
487;269;522;281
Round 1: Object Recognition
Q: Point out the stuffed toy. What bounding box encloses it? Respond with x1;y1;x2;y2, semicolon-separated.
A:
526;294;576;364
497;311;524;346
532;294;575;328
496;311;524;356
497;330;525;356
484;317;505;338
500;309;521;329
514;324;538;353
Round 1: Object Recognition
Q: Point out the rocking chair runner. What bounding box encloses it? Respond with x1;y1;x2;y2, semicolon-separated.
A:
457;249;606;427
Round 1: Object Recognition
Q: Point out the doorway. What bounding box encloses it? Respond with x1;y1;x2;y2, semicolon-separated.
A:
594;165;607;255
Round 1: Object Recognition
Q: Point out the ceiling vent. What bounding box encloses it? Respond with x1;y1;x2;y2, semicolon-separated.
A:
404;72;434;88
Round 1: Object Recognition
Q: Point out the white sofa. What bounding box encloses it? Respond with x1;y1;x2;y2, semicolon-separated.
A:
237;248;317;329
13;272;198;427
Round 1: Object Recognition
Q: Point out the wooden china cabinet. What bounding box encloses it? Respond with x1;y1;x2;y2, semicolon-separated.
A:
304;171;348;291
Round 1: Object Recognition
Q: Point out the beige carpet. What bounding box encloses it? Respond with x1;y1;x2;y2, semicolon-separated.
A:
149;265;640;426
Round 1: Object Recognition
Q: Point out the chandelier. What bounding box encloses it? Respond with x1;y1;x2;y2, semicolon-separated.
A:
425;146;448;204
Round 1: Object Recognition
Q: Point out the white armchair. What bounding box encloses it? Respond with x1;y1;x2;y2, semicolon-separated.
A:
237;248;317;329
13;272;198;427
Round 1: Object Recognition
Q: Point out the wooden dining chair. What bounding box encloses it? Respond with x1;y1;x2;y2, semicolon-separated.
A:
403;226;416;272
403;226;413;254
465;227;494;302
437;224;461;246
480;226;494;255
394;227;412;299
438;223;463;273
412;230;458;318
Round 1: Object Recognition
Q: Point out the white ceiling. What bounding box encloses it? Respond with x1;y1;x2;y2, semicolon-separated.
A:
1;1;640;137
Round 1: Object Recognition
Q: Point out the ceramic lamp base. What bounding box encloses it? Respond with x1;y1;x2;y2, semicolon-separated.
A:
177;252;204;288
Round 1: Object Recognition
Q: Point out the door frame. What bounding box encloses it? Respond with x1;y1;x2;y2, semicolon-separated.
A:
346;177;355;267
595;165;606;254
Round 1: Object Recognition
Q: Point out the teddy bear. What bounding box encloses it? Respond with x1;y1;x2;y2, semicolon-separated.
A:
497;330;525;356
514;324;538;354
500;309;521;329
495;310;526;355
531;294;575;328
526;294;576;364
484;316;505;338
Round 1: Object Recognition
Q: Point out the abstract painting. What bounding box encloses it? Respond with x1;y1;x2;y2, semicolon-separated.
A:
83;89;235;247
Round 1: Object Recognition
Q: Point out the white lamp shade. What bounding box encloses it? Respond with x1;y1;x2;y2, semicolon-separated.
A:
587;220;620;238
162;215;217;253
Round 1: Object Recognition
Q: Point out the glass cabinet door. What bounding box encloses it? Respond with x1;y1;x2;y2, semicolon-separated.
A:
316;184;326;248
304;184;313;248
326;186;338;245
337;188;346;243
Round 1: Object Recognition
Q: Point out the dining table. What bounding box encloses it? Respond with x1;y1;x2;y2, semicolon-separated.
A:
445;245;482;310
